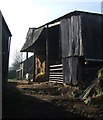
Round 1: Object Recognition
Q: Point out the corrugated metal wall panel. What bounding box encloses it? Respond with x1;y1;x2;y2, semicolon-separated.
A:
60;15;82;85
81;13;103;60
60;15;83;58
62;57;78;85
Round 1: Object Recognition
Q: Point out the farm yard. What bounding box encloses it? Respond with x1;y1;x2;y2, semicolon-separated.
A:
3;79;103;119
1;10;103;120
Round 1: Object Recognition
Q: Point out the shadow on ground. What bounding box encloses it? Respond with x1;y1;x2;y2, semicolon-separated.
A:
2;82;92;119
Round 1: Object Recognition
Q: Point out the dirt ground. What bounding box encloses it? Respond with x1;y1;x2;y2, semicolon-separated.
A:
2;80;103;119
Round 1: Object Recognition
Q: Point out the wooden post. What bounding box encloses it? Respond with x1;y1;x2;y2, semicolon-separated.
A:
46;25;49;81
26;52;28;73
33;51;35;81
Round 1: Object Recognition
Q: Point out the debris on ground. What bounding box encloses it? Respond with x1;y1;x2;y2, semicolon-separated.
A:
14;79;103;120
6;67;103;119
79;67;103;106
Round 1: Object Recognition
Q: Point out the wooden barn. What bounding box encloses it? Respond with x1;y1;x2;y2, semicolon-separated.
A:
16;55;34;79
0;11;12;89
21;11;103;87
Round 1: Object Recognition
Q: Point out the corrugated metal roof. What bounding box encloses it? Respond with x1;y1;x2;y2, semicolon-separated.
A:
21;27;45;52
35;10;103;29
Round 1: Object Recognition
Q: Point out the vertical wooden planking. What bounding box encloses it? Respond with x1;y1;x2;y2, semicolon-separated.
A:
62;58;71;84
71;57;78;85
78;16;83;56
60;15;82;85
60;19;69;58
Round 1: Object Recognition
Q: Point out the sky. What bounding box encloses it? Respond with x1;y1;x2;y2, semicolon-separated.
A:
0;0;102;67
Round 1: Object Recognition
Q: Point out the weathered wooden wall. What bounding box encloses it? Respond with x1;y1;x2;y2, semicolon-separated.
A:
1;11;12;119
60;15;82;85
81;13;103;60
60;12;103;86
2;16;12;88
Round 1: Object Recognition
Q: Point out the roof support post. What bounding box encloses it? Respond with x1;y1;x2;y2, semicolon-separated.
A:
46;25;49;81
26;52;28;73
33;51;35;82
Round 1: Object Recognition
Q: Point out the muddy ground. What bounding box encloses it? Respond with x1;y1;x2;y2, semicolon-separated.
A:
2;80;103;119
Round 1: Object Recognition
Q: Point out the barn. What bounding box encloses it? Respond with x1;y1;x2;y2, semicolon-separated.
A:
0;11;12;89
21;11;103;87
0;11;12;118
16;55;34;80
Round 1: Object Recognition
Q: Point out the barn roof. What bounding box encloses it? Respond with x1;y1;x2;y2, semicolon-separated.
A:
21;10;103;60
21;27;45;52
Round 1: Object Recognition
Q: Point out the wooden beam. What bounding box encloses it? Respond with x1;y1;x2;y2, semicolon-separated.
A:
33;51;35;82
50;68;63;71
46;25;49;81
50;64;62;68
26;52;28;73
26;52;28;59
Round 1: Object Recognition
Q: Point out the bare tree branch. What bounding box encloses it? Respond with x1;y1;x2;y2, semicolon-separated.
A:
12;49;23;70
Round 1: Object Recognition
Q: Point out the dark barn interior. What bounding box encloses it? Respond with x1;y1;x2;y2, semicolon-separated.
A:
48;25;61;65
81;13;103;87
21;25;62;81
32;25;61;66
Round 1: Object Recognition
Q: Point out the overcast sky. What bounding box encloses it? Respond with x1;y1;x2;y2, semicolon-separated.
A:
0;0;102;67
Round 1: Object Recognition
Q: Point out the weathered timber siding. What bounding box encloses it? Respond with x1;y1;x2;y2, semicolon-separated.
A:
60;15;82;85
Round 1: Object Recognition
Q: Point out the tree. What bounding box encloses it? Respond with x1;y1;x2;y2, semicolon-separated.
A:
11;49;23;70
